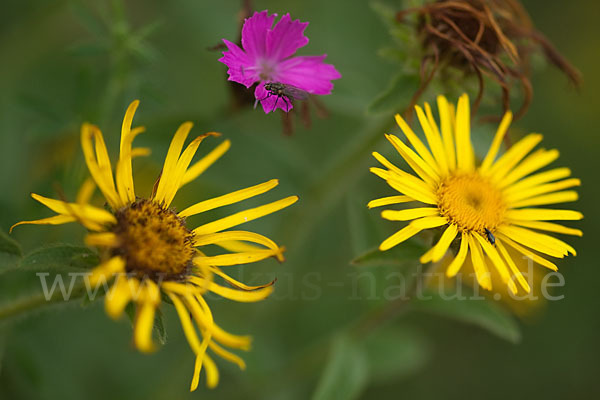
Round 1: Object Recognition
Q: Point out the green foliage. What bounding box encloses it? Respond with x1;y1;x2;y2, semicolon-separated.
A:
412;289;521;343
0;244;99;322
367;72;421;115
0;231;22;273
153;308;168;346
364;325;431;384
312;325;431;399
352;239;427;268
312;334;369;400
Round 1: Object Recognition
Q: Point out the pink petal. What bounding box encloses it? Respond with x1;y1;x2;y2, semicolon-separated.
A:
277;55;342;95
242;10;277;60
255;82;294;114
218;39;260;88
266;13;309;62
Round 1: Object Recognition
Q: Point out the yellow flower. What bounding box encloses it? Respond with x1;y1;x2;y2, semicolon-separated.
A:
369;94;582;294
12;100;298;391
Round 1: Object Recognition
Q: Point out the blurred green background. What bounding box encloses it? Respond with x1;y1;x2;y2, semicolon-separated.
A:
0;0;598;399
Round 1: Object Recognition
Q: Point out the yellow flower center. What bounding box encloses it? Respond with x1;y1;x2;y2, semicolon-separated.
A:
111;199;195;280
437;173;506;234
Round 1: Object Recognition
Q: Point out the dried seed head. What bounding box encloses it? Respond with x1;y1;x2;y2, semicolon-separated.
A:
398;0;582;120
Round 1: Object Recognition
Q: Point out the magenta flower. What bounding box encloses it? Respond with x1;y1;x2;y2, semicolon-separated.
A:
219;10;341;113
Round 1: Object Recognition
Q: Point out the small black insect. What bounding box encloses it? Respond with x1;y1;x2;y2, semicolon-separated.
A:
484;228;496;245
255;82;309;113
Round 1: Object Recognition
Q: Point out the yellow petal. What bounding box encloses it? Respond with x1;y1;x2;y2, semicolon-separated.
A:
179;179;279;218
505;178;580;204
498;235;558;271
474;233;517;294
119;100;140;153
505;208;583;221
134;301;157;353
182;139;230;187
503;168;571;195
371;151;436;191
193;230;284;262
385;134;439;185
213;240;264;254
467;234;492;290
85;232;120;247
411;216;447;229
195;279;274;302
446;233;469;277
10;215;76;233
379;216;446;251
486;133;543;182
208;340;246;369
131;147;151;158
370;167;437;204
116;101;142;205
394;113;439;175
372;151;405;176
511;220;582;237
455;94;475;172
80;123;121;208
190;354;203;392
385;175;438;205
76;177;96;204
105;275;137;319
437;95;456;171
193;196;298;236
417;103;448;175
379;225;421;251
497;148;559;189
202;354;220;389
88;257;125;287
163;133;221;208
194;250;282;266
498;225;576;257
193;230;279;250
498;225;571;257
367;195;413;209
510;191;579;209
479;111;512;173
162;283;252;349
194;293;251;350
381;208;440;221
153;122;194;204
495;239;531;293
426;223;458;263
209;267;275;291
168;292;205;354
30;193;116;230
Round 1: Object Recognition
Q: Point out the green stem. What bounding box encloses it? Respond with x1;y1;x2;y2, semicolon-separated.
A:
0;281;87;321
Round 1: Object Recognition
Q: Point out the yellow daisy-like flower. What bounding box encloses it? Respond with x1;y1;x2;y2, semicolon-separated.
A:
12;100;298;391
369;93;582;294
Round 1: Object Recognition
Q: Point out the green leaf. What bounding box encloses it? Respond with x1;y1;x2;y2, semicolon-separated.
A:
367;72;421;115
0;231;22;273
412;289;521;343
364;325;431;384
351;239;427;267
312;334;369;400
0;244;99;322
153;308;167;346
20;244;99;271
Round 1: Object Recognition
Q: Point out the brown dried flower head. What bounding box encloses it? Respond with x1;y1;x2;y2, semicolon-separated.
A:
398;0;582;119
